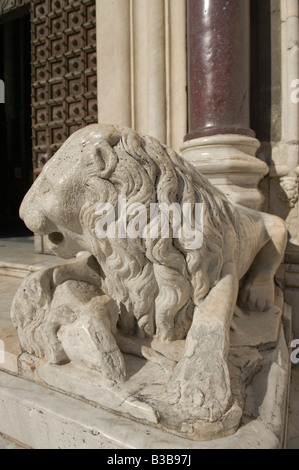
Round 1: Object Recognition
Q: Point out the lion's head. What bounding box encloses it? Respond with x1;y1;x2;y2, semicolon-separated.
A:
20;124;235;341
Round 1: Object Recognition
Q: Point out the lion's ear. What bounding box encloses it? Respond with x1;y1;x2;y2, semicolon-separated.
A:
93;142;118;179
92;126;121;179
97;124;122;148
121;127;144;154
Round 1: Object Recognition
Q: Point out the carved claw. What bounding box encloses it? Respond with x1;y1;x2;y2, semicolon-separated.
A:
166;350;232;424
239;278;275;312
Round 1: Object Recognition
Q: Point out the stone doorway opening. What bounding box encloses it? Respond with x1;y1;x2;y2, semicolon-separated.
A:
0;9;33;237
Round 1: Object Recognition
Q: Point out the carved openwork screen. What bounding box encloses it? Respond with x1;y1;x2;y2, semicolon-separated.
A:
31;0;97;175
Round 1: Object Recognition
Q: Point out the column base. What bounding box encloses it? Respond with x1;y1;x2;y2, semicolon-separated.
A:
180;134;269;210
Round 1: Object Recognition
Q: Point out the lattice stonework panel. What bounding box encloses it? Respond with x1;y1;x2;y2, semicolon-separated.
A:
31;0;97;174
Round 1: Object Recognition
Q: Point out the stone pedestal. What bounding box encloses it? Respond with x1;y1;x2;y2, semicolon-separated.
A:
0;263;292;449
0;299;292;449
181;0;268;210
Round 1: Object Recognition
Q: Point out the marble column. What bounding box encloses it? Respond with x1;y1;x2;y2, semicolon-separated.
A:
181;0;268;210
96;0;187;152
96;0;132;128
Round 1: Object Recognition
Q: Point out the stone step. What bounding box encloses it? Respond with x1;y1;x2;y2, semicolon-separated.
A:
0;370;280;449
0;237;60;279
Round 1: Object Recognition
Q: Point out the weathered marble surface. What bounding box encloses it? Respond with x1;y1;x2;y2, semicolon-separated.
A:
11;124;287;440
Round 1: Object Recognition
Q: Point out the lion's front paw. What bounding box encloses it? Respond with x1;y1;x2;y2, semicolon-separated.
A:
166;349;232;423
239;277;275;311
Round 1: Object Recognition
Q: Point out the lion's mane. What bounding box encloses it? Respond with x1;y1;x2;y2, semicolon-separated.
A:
78;125;237;342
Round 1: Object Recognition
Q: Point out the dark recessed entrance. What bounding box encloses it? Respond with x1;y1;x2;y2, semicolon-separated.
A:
0;10;33;237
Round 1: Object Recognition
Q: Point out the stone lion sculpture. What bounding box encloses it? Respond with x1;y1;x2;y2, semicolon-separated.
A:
11;124;287;440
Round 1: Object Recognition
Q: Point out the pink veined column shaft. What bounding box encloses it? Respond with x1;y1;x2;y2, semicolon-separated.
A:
185;0;255;141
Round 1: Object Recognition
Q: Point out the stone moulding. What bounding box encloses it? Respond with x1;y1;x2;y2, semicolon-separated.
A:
10;123;289;442
180;134;269;211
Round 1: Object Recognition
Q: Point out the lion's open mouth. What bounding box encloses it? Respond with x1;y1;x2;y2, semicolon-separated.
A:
48;232;64;245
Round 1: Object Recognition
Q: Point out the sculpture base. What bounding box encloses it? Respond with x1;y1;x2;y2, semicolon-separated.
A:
0;369;284;449
0;297;292;448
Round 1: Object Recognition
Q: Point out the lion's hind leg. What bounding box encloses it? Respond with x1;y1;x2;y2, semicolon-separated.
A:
239;213;287;311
